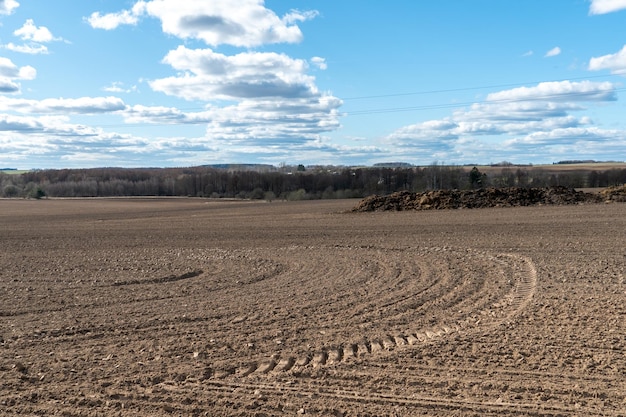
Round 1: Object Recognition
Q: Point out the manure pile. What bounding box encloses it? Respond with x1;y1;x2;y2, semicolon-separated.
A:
351;185;626;212
599;184;626;202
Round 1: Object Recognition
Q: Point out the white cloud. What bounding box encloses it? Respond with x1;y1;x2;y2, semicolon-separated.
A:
545;46;561;57
384;120;460;157
311;57;327;70
143;0;316;47
589;0;626;15
0;114;64;133
4;19;63;55
37;97;127;114
83;2;334;154
0;106;340;167
0;0;19;15
0;114;157;168
0;78;19;93
17;64;36;80
102;82;138;94
486;80;617;102
3;42;48;54
383;80;625;164
0;115;126;151
283;9;319;25
0;57;20;77
86;3;144;30
203;98;342;144
124;98;341;143
0;95;126;114
522;50;533;57
508;127;614;144
124;105;188;124
150;46;319;101
87;0;317;47
589;44;626;74
146;46;342;147
0;57;36;93
494;127;626;162
14;19;57;43
0;57;33;78
456;115;584;136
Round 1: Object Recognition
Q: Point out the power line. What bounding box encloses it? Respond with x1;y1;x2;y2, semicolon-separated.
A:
341;70;626;101
93;73;626;127
345;87;626;116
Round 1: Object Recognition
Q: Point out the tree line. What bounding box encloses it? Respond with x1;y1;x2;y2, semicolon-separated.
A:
1;164;625;199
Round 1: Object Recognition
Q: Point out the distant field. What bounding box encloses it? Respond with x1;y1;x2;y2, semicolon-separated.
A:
0;170;29;175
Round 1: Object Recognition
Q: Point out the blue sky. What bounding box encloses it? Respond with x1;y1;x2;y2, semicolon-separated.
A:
1;0;626;169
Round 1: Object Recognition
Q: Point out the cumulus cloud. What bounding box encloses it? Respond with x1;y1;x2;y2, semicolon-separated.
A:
0;114;63;133
86;7;142;30
383;80;625;163
485;80;617;102
388;120;459;140
3;43;48;54
0;0;19;15
14;19;58;43
0;57;36;93
0;115;157;168
175;134;383;167
589;0;626;15
0;95;126;114
145;45;342;147
150;46;320;101
311;57;327;70
124;105;189;124
506;127;621;146
503;127;626;162
0;57;33;78
497;129;625;162
459;101;578;123
83;2;337;155
589;45;626;74
0;78;19;93
102;82;138;94
3;19;63;55
384;120;460;158
87;0;317;47
17;65;36;80
456;114;584;135
544;46;561;57
37;97;126;114
0;108;353;168
122;94;342;148
178;97;341;148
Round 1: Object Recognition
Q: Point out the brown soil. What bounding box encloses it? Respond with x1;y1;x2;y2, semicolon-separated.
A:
1;198;625;416
350;186;626;212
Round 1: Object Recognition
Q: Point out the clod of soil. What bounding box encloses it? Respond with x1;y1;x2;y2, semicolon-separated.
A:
350;186;620;212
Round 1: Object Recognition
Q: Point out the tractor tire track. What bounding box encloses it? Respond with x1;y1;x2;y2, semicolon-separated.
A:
210;246;537;379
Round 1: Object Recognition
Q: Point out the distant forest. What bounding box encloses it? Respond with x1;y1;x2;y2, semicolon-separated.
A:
1;164;625;200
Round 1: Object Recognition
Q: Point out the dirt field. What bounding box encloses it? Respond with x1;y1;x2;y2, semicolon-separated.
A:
1;198;625;416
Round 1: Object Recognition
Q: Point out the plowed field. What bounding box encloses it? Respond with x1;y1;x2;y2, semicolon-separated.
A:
1;198;624;416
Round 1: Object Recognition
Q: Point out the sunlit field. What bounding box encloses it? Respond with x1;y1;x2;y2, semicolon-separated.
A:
1;198;625;416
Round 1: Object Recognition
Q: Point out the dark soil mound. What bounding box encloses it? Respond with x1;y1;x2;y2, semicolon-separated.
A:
351;186;605;212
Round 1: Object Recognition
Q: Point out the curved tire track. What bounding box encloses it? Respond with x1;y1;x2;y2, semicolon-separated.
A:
209;246;537;379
